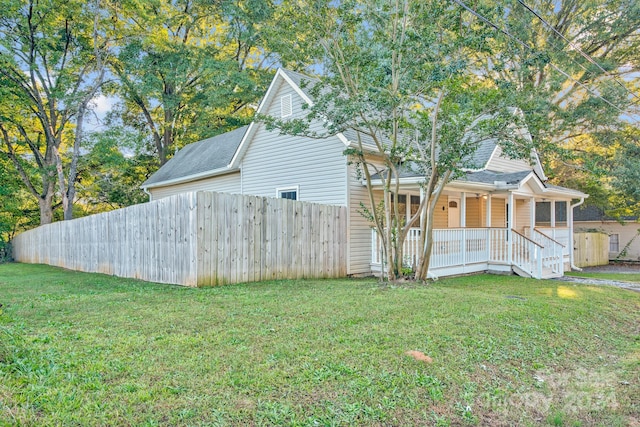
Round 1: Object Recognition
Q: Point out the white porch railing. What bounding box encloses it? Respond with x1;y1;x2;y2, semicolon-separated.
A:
527;228;565;275
371;227;564;279
532;227;570;259
511;230;543;278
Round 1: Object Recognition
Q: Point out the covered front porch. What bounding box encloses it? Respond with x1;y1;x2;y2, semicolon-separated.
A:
370;175;585;279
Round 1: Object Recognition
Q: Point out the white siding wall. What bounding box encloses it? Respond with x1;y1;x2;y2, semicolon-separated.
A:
149;172;241;200
515;198;532;232
241;79;348;206
487;145;532;172
492;198;506;227
346;162;383;275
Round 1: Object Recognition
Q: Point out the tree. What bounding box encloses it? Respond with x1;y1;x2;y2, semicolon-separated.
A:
473;0;640;208
268;0;531;281
108;0;275;166
0;0;109;223
610;125;640;216
77;126;154;211
0;155;38;256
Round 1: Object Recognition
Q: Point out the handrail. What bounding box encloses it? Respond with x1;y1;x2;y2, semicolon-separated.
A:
533;228;566;247
511;229;544;248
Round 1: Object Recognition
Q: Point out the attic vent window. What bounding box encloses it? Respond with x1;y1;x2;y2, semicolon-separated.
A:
281;94;292;118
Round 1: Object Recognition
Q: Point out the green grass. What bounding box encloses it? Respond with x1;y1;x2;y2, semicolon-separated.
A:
566;271;640;283
1;264;639;426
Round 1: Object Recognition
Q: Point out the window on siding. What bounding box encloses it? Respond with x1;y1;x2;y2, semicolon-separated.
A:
277;187;298;200
610;234;619;252
410;195;421;216
390;194;407;225
281;94;292;117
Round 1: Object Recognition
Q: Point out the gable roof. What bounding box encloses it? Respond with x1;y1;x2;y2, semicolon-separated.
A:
229;68;350;169
142;67;554;193
142;125;248;189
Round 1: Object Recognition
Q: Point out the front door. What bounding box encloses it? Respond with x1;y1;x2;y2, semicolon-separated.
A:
448;198;460;228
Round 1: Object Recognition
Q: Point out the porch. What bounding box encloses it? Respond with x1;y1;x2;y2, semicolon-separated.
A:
371;227;568;279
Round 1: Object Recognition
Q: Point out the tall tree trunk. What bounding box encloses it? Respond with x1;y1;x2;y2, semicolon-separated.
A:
38;192;54;225
63;102;87;220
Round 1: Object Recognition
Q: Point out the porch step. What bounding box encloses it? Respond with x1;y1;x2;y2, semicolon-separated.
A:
512;265;533;279
541;269;563;279
512;265;563;280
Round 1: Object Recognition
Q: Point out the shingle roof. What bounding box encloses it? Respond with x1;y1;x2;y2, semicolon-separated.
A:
341;129;381;148
463;170;531;185
281;69;506;170
573;205;638;222
373;167;531;184
142;125;248;188
467;138;497;169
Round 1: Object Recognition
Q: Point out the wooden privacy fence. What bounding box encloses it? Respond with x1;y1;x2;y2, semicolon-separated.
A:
573;232;609;267
12;191;348;286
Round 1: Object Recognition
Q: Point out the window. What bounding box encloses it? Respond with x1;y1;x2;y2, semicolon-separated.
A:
610;234;619;252
281;94;292;117
410;195;421;216
389;194;421;226
449;201;458;209
390;194;407;225
277;186;298;200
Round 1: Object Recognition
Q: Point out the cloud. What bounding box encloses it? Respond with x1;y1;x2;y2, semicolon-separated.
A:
91;94;116;115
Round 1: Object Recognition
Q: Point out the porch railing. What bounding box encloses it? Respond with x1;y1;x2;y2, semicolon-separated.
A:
511;230;543;278
527;228;565;275
529;227;570;259
371;227;562;279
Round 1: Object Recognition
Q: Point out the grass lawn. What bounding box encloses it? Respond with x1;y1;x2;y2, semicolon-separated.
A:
565;271;640;283
1;264;638;426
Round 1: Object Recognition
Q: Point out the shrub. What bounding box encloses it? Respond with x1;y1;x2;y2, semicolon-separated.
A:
0;240;12;264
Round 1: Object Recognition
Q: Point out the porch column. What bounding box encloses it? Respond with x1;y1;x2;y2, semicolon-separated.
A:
419;187;425;229
507;193;514;265
485;194;492;227
460;192;466;228
550;200;556;228
530;197;536;232
507;193;514;230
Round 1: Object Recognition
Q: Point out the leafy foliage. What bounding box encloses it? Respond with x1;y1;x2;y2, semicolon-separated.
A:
108;0;275;165
77;127;153;210
473;0;640;213
268;0;533;279
0;0;109;223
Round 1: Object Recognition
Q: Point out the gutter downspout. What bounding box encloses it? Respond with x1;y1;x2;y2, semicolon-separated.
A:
570;197;585;271
143;187;152;202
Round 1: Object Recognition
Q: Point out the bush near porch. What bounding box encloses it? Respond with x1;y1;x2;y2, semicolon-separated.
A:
0;264;638;426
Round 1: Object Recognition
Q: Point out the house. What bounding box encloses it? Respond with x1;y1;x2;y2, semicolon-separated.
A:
142;68;588;279
571;205;640;262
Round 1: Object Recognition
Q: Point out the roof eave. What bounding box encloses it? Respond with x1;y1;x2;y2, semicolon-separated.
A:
141;166;239;190
366;177;503;192
542;188;589;199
